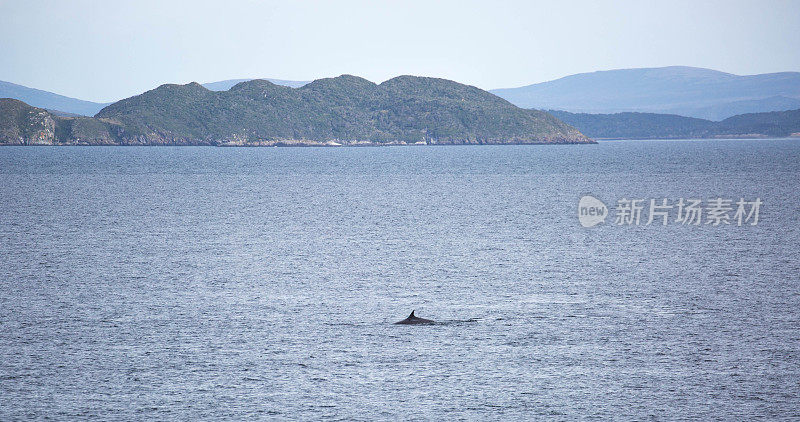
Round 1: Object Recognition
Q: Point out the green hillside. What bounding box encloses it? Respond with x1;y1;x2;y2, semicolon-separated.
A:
0;98;56;145
94;75;592;145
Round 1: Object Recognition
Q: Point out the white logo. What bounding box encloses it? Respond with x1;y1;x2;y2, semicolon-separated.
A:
578;196;762;228
578;195;608;227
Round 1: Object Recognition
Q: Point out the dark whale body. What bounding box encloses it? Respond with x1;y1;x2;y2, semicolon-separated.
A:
395;310;435;325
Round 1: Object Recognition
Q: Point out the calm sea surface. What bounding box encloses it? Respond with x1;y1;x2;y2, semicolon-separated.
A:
1;139;799;420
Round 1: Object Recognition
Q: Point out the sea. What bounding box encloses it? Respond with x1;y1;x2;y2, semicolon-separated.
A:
1;139;799;420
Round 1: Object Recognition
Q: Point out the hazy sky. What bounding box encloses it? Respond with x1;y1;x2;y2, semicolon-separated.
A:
1;0;798;102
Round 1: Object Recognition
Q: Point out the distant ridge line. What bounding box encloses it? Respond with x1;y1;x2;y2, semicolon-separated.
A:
490;66;800;120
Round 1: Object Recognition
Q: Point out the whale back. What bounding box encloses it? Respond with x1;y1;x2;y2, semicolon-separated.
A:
395;310;434;325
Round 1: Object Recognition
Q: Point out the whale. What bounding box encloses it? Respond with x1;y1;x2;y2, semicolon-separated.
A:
394;310;435;325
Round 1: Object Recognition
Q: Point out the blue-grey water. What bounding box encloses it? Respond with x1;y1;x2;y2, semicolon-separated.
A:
1;139;799;420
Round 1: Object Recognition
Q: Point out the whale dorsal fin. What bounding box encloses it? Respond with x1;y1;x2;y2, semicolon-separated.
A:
409;310;415;318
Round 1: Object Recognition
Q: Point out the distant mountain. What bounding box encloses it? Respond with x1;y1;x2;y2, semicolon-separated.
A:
491;66;800;121
0;80;108;116
202;78;309;91
0;77;309;117
551;109;800;139
549;111;716;139
0;76;592;145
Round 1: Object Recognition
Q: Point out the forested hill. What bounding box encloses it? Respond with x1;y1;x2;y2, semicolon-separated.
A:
550;109;800;139
0;75;593;145
93;75;591;145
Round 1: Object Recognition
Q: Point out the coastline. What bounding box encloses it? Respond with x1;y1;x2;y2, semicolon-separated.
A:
0;139;599;147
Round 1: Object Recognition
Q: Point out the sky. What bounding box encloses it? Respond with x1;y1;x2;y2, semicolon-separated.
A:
1;0;799;102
